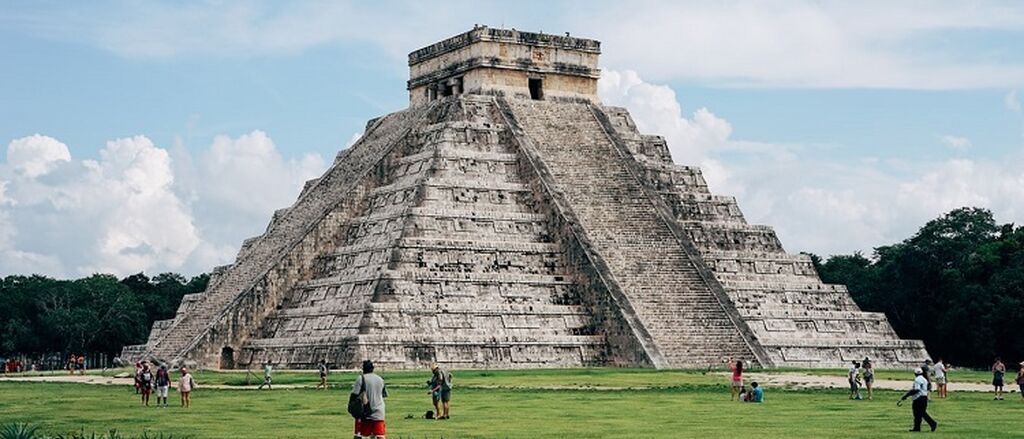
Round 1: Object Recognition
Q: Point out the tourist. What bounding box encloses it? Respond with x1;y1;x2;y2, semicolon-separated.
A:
258;361;273;390
133;362;143;394
898;367;937;432
317;359;329;390
351;360;387;439
67;354;76;375
77;354;86;375
750;382;764;403
138;362;153;407
155;365;171;408
1016;362;1024;401
727;358;744;401
738;386;750;402
992;357;1006;400
179;367;196;408
848;361;862;400
934;358;948;399
862;358;875;400
428;364;452;419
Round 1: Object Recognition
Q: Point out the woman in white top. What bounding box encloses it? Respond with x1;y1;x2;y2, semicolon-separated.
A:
179;367;197;408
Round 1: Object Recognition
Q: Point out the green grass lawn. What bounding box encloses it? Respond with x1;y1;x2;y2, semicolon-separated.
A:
1;369;1021;438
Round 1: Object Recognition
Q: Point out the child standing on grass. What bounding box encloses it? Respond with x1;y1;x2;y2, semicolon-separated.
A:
727;358;744;401
179;367;196;408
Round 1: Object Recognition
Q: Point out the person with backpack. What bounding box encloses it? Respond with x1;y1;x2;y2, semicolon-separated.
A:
155;365;171;408
349;360;387;439
428;364;452;419
138;362;153;407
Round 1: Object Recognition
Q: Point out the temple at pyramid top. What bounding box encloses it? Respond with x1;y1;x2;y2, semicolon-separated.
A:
408;25;601;105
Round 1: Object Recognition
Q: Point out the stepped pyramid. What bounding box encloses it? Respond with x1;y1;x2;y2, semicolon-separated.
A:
123;26;929;369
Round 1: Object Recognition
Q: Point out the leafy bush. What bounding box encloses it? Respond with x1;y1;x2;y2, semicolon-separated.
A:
0;424;185;439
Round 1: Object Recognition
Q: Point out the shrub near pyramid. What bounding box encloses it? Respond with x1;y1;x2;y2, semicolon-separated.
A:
123;26;929;370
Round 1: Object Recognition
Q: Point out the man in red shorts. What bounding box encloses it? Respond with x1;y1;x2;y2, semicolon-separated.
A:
351;360;388;439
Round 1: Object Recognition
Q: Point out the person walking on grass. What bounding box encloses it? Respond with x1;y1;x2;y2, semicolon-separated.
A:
992;357;1006;400
155;365;170;408
726;358;744;401
848;361;862;400
428;364;452;419
351;360;387;439
258;361;273;390
179;367;196;408
862;358;875;400
138;363;153;407
934;358;948;399
898;368;937;432
317;359;329;390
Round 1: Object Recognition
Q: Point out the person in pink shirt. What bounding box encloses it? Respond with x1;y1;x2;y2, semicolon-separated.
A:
727;358;744;401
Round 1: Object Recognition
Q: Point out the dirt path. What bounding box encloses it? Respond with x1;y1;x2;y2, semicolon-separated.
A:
739;372;1001;393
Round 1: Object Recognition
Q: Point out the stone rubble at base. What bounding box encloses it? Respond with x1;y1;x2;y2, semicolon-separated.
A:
122;26;929;370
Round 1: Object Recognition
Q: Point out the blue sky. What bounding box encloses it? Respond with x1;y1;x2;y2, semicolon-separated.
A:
1;1;1023;277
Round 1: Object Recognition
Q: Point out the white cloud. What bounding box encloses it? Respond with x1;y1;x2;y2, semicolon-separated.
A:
1007;89;1021;112
0;131;326;277
599;70;732;164
6;134;71;177
7;1;1024;89
941;135;972;151
600;71;1024;256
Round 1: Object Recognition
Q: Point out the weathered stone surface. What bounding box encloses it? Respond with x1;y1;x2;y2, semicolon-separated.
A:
123;27;928;369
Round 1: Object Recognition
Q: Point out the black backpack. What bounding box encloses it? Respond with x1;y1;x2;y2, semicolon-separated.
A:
347;375;371;419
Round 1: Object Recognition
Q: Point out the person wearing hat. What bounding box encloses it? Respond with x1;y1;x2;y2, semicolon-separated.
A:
427;364;453;420
178;367;196;408
898;368;937;432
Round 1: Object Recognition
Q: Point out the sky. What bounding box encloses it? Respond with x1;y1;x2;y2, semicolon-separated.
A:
1;1;1023;278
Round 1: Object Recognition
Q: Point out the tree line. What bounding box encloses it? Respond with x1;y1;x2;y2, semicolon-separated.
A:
812;207;1024;368
0;272;208;359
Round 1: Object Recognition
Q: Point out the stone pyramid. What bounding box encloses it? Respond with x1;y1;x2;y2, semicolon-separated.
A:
124;26;929;369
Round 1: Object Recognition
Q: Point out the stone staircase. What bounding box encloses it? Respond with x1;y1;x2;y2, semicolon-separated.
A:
597;105;929;367
503;98;757;367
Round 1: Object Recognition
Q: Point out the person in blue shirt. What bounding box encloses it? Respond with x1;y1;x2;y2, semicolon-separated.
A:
898;368;938;432
750;382;764;403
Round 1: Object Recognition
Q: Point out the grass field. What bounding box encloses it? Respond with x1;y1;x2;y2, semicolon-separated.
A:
1;369;1021;438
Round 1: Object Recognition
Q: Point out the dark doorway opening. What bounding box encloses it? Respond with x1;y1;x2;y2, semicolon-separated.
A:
220;346;235;369
529;78;543;100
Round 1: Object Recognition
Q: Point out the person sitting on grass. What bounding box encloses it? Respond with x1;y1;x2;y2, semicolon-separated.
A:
750;382;764;403
258;361;273;390
738;386;750;402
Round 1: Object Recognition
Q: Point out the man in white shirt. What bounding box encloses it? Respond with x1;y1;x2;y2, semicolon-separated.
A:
933;358;948;399
899;368;938;432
